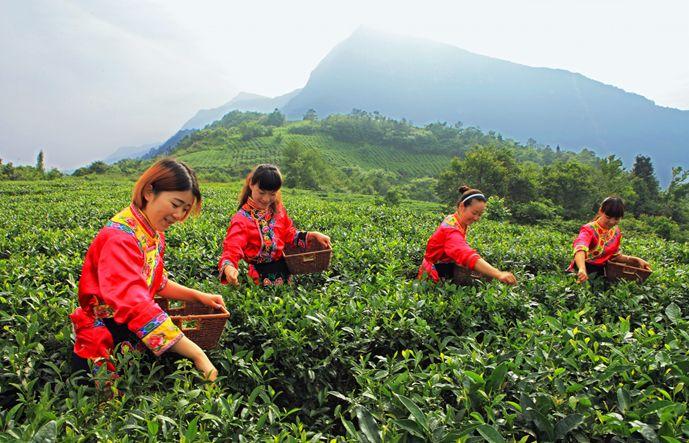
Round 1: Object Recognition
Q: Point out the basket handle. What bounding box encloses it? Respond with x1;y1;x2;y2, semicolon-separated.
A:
302;254;316;263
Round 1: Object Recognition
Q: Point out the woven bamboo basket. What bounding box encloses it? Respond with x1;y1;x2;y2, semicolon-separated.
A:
452;264;492;286
605;260;652;284
155;297;230;350
283;242;332;275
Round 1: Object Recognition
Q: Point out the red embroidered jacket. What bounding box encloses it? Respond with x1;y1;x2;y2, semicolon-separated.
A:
70;205;183;364
218;202;307;284
568;220;622;270
418;212;481;282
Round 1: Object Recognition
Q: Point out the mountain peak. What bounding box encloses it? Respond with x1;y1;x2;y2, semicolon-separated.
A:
281;29;688;184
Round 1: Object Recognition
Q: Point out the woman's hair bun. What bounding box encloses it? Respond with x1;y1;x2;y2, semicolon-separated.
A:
458;185;470;194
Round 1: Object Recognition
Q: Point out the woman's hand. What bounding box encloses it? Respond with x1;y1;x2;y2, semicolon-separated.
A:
309;232;331;249
196;292;226;310
171;337;217;382
473;259;515;285
576;268;588;284
223;264;239;286
194;353;218;381
497;271;517;285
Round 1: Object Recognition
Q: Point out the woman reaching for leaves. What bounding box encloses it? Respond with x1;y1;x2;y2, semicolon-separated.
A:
569;196;651;283
418;185;517;285
70;159;224;381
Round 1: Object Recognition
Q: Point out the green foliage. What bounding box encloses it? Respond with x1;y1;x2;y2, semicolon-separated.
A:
511;200;562;224
264;108;286;127
319;111;509;156
595;155;636;206
631;155;662;216
170;116;452;186
214;110;265;129
54;110;688;234
73;161;109;176
239;121;273;141
1;180;689;440
383;187;402;206
281;141;331;190
484;196;511;221
287;121;318;135
397;177;439;202
341;167;398;196
639;215;687;242
455;144;519;197
71;159;148;178
435;146;538;208
662;167;689;225
0;157;61;181
44;168;63;180
302;109;318;121
432;146;688;233
540;159;597;219
35;151;44;173
435;157;463;205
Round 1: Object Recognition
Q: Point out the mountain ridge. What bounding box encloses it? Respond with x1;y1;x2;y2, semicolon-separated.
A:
116;28;686;184
279;28;688;184
180;89;301;131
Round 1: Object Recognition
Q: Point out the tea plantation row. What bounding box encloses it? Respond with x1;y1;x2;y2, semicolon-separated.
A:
1;180;688;442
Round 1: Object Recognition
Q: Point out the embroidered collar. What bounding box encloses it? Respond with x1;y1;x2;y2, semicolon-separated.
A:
442;212;467;235
455;212;468;235
108;204;159;246
130;204;157;240
240;198;278;263
591;220;616;235
108;205;163;287
242;198;273;221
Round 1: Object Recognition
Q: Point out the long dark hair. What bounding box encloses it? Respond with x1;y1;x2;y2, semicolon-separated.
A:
132;158;201;219
456;185;487;208
238;164;283;211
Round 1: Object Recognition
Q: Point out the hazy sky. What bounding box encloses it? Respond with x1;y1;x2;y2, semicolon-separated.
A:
1;0;688;170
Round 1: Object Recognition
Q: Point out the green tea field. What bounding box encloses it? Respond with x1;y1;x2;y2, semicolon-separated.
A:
172;130;453;179
1;180;688;441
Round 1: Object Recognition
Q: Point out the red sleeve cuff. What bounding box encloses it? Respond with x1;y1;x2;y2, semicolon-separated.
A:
133;310;184;356
125;300;183;355
467;254;481;270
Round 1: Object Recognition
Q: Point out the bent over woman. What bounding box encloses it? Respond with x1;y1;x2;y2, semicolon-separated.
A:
569;196;651;283
70;159;224;381
218;164;330;286
419;186;517;285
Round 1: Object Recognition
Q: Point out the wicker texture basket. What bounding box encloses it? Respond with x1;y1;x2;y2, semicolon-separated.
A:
283;242;332;275
605;260;652;284
155;297;230;350
452;264;492;286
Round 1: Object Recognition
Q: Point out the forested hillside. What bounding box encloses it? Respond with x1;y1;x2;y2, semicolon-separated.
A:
4;109;688;241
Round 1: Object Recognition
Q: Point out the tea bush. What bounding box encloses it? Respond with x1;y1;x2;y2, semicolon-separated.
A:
1;180;688;441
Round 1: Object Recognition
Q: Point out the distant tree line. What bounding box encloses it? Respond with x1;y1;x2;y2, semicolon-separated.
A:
0;151;62;180
283;110;689;240
14;110;685;241
435;145;689;241
72;159;147;177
